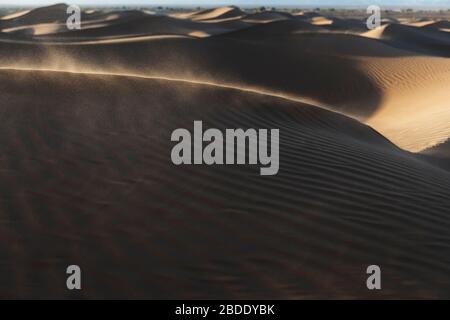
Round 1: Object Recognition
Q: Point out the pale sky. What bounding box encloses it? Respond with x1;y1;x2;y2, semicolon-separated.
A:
1;0;449;8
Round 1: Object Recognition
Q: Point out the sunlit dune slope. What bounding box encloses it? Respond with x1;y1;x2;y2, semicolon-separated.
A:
173;6;245;21
361;55;450;152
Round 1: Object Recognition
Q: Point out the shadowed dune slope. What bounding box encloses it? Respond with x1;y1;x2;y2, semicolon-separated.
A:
217;19;324;38
0;3;70;36
326;18;367;33
423;20;450;31
34;14;248;39
363;23;450;57
0;5;150;37
423;139;450;158
0;3;68;26
242;11;293;23
0;69;450;299
1;5;250;39
0;32;386;119
419;139;450;170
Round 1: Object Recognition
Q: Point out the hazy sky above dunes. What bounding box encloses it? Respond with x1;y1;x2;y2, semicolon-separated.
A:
1;0;450;8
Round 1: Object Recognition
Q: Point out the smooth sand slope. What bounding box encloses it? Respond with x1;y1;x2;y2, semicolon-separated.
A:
0;4;449;298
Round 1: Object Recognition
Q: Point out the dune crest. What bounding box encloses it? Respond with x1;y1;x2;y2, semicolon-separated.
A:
174;6;245;21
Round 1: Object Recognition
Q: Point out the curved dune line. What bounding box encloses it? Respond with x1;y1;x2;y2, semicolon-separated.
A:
0;66;341;117
0;34;193;45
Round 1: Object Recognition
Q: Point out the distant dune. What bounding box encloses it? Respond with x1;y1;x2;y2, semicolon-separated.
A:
0;3;68;25
173;5;245;21
0;4;449;299
363;23;450;56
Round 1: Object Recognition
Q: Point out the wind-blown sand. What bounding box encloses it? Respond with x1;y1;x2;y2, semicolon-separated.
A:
0;3;449;299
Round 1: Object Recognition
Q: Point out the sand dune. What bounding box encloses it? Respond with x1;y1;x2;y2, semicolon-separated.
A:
0;33;384;120
0;3;70;36
0;3;68;28
0;10;30;21
0;4;449;299
5;13;243;39
44;14;230;38
297;11;323;19
1;69;450;299
294;12;367;33
357;28;450;151
309;16;334;26
218;19;323;38
326;17;367;33
420;139;450;170
362;23;450;57
363;55;450;152
174;6;245;21
0;6;150;37
2;17;449;151
242;11;292;23
2;11;450;150
423;20;450;31
0;4;248;39
424;139;450;157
